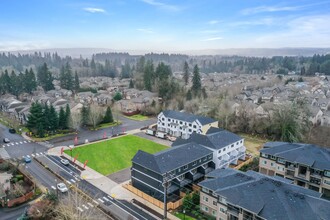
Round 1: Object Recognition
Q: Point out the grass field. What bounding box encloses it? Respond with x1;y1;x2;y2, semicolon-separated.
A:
240;134;268;156
124;114;149;121
64;135;167;175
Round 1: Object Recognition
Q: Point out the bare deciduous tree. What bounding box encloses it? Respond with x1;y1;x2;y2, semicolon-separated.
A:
70;112;82;131
88;104;103;129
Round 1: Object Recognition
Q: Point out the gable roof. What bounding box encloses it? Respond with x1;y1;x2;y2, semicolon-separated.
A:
260;142;330;170
132;142;212;174
161;110;216;125
173;127;242;150
199;169;330;220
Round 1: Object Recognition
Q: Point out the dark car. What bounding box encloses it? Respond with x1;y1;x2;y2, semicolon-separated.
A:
9;128;16;134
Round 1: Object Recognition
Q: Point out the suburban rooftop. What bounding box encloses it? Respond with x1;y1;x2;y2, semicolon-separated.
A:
199;168;330;220
161;110;216;125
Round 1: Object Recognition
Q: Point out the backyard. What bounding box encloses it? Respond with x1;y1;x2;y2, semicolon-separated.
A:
124;114;149;121
64;135;168;175
240;134;267;156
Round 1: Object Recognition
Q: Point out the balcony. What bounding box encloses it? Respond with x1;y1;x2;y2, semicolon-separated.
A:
286;165;295;171
286;170;295;177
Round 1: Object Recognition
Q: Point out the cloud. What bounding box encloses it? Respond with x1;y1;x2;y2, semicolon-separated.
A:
83;7;106;13
207;20;221;25
241;6;299;15
255;15;330;47
200;30;221;34
201;37;223;41
141;0;180;11
230;17;276;27
0;41;50;51
136;28;155;34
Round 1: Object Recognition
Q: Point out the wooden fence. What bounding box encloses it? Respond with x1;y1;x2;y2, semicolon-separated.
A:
7;191;34;207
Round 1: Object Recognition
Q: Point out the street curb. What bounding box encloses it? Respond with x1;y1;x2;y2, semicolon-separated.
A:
32;157;118;220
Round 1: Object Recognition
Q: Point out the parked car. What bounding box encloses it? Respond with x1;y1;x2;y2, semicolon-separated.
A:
3;138;10;143
155;131;167;139
9;128;16;133
57;183;68;193
24;156;32;163
61;159;70;166
145;129;155;136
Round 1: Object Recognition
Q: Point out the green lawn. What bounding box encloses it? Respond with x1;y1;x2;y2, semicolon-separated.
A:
124;114;149;121
174;212;196;220
64;135;167;175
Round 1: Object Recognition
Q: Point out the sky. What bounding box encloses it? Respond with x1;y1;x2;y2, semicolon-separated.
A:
1;0;330;52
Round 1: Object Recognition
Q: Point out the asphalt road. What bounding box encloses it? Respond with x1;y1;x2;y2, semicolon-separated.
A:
38;154;158;220
48;116;157;147
0;202;29;220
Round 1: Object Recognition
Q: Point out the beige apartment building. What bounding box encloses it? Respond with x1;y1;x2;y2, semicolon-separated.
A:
259;142;330;198
199;168;330;220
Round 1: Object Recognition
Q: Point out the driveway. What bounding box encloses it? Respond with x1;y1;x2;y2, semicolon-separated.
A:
134;132;172;147
49;116;157;147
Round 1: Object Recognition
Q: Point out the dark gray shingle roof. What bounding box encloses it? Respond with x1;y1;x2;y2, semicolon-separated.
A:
199;169;330;220
162;110;216;125
173;127;242;150
132;142;212;174
261;142;330;170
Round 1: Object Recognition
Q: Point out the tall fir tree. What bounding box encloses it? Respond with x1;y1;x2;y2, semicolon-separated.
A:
183;61;189;85
74;71;80;92
81;105;89;126
129;79;134;88
65;104;71;129
103;106;114;123
58;107;66;130
191;64;201;95
25;68;37;94
37;63;54;91
49;105;59;132
27;102;43;135
43;104;50;131
143;60;154;91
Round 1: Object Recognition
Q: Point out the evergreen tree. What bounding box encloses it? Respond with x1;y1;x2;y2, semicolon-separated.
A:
103;106;114;123
27;102;43;135
90;58;96;75
129;79;134;88
113;92;122;101
58;107;66;130
74;71;80;92
121;61;131;79
65;62;74;90
9;70;18;96
59;65;66;89
183;61;189;85
186;89;192;100
65;104;71;129
49;105;58;132
136;56;145;73
191;64;201;95
143;60;154;91
43;104;50;131
25;68;37;94
37;63;54;91
81;105;89;126
2;70;11;93
155;62;172;81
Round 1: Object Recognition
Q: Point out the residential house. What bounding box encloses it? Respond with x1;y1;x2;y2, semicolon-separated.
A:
131;142;214;201
259;142;330;197
199;168;330;220
157;110;218;139
173;127;246;169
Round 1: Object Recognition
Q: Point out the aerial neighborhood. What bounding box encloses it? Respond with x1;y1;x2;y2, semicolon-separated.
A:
0;50;330;220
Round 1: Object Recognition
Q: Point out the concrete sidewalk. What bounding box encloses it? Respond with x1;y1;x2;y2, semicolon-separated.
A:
48;146;179;220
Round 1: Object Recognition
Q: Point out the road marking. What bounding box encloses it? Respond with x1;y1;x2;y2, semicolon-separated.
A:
98;198;104;203
77;207;84;212
31;154;35;157
28;141;31;143
40;152;43;155
36;153;39;156
103;196;110;202
66;180;71;185
26;155;30;158
6;144;10;147
51;186;56;190
108;195;114;200
20;142;23;144
82;204;89;210
11;143;14;146
70;179;76;183
23;141;27;143
87;202;94;208
93;200;99;205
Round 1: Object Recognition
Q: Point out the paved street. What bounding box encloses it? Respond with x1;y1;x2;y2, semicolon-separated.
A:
48;116;157;147
36;154;158;220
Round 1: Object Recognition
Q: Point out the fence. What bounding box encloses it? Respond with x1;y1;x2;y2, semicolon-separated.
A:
7;191;34;207
124;183;184;211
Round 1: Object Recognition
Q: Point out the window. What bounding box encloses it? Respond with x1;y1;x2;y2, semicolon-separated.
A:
189;129;192;132
192;161;197;166
213;201;217;206
203;196;209;202
189;123;192;127
324;171;330;178
212;210;216;216
183;165;188;170
277;158;286;164
180;121;183;125
203;157;207;161
271;162;274;167
193;125;196;128
162;123;165;126
263;160;267;165
218;149;221;153
231;144;234;148
261;153;268;158
240;140;243;143
203;206;209;212
177;168;181;172
162;118;165;121
324;180;330;185
202;188;209;193
219;207;226;213
208;155;212;159
270;155;276;160
168;118;171;122
236;142;239;145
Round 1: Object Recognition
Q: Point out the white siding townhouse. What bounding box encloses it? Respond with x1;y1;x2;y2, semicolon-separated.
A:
157;110;218;139
173;127;246;169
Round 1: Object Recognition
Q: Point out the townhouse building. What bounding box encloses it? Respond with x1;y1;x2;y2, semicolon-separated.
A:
259;142;330;198
173;127;246;169
199;168;330;220
131;142;214;201
157;110;218;139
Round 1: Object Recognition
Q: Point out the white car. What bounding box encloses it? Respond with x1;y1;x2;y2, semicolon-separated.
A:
61;159;70;166
57;183;68;193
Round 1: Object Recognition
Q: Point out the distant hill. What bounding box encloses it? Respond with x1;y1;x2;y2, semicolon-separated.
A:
2;47;330;58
